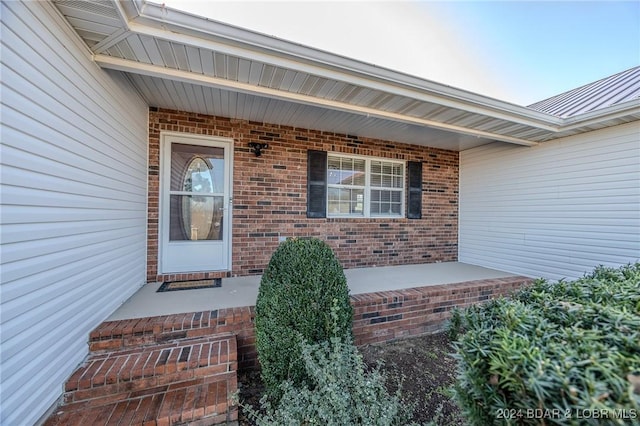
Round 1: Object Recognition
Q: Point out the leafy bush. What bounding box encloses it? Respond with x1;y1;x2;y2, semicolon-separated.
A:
255;238;353;400
244;305;417;426
450;263;640;425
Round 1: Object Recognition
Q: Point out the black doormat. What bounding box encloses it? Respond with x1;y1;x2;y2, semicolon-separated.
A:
157;278;222;292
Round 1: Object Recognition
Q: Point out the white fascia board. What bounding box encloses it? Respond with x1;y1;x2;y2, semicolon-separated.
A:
120;0;144;21
558;99;640;131
95;54;539;147
123;1;561;131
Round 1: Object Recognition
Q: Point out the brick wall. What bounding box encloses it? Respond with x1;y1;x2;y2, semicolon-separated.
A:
148;108;459;282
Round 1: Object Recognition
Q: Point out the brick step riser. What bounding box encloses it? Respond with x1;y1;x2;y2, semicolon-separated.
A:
63;371;236;408
89;326;228;353
88;308;254;353
64;364;236;405
46;380;238;426
66;335;236;405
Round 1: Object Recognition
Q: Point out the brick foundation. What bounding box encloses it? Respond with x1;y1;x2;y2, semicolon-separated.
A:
148;109;459;282
91;276;531;370
351;276;530;345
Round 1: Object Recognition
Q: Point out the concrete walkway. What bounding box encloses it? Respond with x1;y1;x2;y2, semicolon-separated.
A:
108;262;517;320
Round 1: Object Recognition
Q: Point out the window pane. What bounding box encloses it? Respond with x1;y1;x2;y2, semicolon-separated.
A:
371;159;403;189
353;162;365;185
328;188;364;215
328;187;341;202
370;189;402;216
327;157;341;184
170;195;223;240
171;144;224;193
328;156;365;186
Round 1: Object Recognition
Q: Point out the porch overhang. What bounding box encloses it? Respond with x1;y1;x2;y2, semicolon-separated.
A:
54;0;640;151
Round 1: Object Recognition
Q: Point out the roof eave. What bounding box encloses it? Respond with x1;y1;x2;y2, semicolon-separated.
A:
559;99;640;131
124;0;563;131
73;0;638;147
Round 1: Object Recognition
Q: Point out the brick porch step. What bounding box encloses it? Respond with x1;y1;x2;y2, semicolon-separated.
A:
89;309;253;353
44;381;235;426
88;308;257;372
45;334;238;425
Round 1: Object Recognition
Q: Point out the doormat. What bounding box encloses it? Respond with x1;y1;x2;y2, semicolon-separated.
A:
157;278;222;292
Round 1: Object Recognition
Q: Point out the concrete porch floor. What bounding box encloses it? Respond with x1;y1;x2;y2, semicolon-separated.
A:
109;262;519;321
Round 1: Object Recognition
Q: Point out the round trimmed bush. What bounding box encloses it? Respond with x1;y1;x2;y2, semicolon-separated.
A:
255;238;353;400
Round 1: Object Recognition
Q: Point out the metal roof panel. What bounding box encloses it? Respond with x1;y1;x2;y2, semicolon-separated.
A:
529;66;640;118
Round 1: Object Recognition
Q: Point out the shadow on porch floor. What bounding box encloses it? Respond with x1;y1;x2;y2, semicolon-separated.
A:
109;262;520;321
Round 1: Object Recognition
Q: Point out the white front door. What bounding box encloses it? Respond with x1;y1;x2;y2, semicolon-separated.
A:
160;133;233;273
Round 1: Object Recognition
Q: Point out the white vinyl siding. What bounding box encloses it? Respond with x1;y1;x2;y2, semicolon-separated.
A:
0;2;148;425
459;121;640;281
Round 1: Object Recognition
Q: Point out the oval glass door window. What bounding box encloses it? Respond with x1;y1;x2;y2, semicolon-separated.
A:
169;144;224;241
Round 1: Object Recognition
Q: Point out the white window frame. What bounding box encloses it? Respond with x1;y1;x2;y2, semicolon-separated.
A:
327;153;405;218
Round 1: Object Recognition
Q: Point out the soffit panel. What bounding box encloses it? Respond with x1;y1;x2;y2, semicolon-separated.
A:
100;33;551;143
55;0;122;28
130;73;495;150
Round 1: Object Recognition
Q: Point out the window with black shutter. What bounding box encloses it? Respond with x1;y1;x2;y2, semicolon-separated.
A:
307;150;416;219
307;150;327;218
407;161;422;219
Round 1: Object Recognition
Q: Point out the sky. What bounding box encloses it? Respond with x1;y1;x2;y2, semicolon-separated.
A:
163;1;640;106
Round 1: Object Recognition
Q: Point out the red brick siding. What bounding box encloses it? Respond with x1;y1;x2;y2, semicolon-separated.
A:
148;108;459;282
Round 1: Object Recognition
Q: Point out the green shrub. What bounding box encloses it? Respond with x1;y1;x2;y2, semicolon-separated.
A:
451;263;640;425
244;305;418;426
255;238;353;400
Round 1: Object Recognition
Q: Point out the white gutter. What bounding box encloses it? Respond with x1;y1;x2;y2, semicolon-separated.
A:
95;54;539;146
558;99;640;131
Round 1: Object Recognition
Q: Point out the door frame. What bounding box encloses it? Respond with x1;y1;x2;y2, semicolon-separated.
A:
158;132;234;274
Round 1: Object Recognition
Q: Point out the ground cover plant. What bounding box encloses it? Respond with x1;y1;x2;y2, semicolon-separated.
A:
450;263;640;425
244;306;419;425
238;331;464;426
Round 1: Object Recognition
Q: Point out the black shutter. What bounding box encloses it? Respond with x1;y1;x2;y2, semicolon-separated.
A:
407;161;422;219
307;150;327;218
